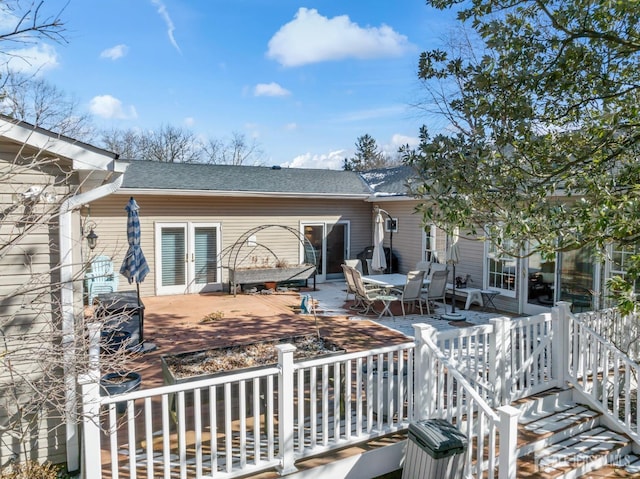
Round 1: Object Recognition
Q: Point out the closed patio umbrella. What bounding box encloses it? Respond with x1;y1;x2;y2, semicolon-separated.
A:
442;227;464;320
371;211;387;273
120;197;151;343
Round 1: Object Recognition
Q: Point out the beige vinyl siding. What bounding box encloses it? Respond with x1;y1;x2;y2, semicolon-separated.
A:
371;201;493;289
88;194;373;297
0;146;76;466
371;200;427;273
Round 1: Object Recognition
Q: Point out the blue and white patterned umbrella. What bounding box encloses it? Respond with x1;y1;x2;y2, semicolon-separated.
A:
120;197;150;343
120;197;150;286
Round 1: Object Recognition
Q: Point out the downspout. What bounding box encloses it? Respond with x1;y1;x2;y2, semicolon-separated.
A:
60;172;124;473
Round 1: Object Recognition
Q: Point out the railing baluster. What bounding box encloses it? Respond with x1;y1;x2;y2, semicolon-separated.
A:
333;361;341;441
387;351;394;426
108;405;119;479
209;385;217;474
310;366;317;447
366;356;373;431
144;397;153;479
322;364;329;445
239;380;247;468
297;368;304;453
224;383;232;473
355;357;363;436
161;394;170;479
345;359;352;440
194;388;203;476
177;391;187;479
253;377;261;463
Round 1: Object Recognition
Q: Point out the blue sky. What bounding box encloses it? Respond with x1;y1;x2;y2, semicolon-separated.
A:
1;1;459;169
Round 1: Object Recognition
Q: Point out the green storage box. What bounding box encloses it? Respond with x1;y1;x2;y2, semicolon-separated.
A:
402;419;467;478
409;419;467;459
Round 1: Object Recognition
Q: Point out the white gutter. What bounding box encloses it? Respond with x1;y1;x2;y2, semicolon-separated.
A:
59;171;124;473
115;188;372;200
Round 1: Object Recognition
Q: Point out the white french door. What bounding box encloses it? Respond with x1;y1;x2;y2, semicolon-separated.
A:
155;222;221;295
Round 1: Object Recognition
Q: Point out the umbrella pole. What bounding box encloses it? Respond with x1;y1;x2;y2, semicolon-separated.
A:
451;264;456;314
136;282;143;343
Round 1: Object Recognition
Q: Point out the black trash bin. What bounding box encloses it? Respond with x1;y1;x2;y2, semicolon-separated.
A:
402;419;468;479
95;291;145;351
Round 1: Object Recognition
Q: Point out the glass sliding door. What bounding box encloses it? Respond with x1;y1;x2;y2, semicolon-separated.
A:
156;222;221;295
302;221;349;282
558;246;596;312
326;223;348;280
524;242;557;314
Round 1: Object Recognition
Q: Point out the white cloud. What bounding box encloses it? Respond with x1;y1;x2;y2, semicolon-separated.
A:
100;44;129;60
254;82;291;97
1;44;58;75
89;95;137;120
184;117;195;127
388;133;418;149
284;123;297;131
280;149;347;170
267;8;412;67
150;0;181;53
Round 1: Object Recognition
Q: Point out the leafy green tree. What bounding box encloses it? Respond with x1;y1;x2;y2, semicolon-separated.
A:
343;134;391;171
403;0;640;312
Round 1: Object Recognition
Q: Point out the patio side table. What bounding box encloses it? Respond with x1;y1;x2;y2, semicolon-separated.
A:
480;290;500;312
377;294;400;318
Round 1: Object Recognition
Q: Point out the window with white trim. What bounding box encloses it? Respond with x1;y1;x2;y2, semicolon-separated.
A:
609;242;640;293
486;234;517;297
423;225;438;262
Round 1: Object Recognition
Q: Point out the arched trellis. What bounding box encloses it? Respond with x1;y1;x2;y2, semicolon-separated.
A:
220;225;317;296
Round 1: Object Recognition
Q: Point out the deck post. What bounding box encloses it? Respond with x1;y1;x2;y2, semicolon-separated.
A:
552;302;572;389
413;323;436;419
79;371;102;479
490;317;510;405
497;405;519;479
276;344;298;475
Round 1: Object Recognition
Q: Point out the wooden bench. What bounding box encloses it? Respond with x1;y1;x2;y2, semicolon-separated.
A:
446;284;483;310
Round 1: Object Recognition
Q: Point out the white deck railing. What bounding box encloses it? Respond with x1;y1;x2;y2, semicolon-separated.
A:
80;304;640;479
80;341;416;478
566;304;640;443
416;324;519;479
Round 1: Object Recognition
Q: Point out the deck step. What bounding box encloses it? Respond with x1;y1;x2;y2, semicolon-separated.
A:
513;390;635;478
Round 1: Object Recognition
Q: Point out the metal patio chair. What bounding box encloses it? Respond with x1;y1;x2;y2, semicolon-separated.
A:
420;269;448;315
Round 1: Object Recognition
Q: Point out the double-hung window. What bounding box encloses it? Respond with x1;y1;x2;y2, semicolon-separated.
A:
485;230;517;297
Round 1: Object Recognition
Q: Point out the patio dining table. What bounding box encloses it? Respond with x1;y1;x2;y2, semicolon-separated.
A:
362;273;430;291
361;273;431;318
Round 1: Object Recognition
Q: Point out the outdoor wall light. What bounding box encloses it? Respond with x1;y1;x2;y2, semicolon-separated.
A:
83;220;98;250
86;228;98;250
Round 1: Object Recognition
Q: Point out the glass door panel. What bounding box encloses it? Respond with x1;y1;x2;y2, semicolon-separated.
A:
302;222;350;282
158;225;187;295
303;224;324;279
559;246;596;312
326;223;347;280
191;224;221;293
524;244;556;313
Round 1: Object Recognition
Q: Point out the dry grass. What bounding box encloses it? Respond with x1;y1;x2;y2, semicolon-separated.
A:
164;335;342;378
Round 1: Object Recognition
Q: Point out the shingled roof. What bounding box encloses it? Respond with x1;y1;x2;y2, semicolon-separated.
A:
360;165;416;196
120;161;373;197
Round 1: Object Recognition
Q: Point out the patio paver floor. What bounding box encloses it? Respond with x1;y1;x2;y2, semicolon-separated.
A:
124;285;412;389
